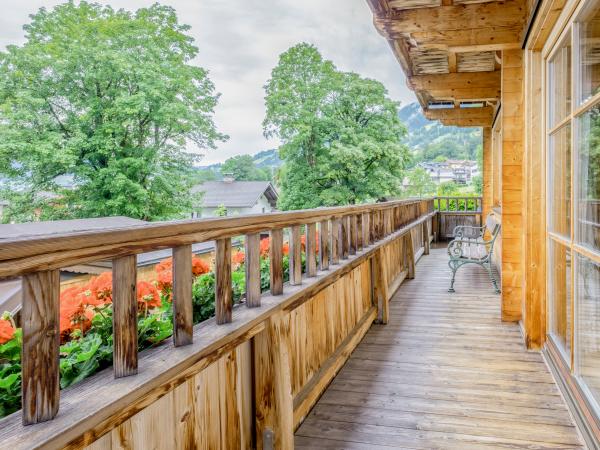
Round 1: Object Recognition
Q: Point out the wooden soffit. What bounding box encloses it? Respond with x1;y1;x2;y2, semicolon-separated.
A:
366;0;529;127
424;106;494;127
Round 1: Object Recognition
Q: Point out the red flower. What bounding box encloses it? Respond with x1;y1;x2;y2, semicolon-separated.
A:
191;256;210;275
259;238;270;257
59;286;95;341
137;281;161;312
0;318;15;344
282;242;289;256
232;250;245;265
88;272;113;305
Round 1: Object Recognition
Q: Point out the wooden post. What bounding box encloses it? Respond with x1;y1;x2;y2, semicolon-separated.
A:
371;250;389;325
423;220;431;256
245;233;261;306
362;213;370;247
254;312;294;450
341;217;349;259
330;219;340;265
319;220;329;271
113;255;138;378
289;226;302;285
306;223;317;277
215;238;232;324
21;270;60;425
173;245;193;346
270;229;284;295
356;214;363;251
406;232;416;280
349;215;357;255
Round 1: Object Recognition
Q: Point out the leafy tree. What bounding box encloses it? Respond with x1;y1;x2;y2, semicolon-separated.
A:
264;43;409;209
192;168;218;183
471;175;483;195
403;167;435;198
0;2;225;222
220;154;269;181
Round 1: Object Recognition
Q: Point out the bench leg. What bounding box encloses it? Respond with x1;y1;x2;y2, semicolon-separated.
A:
484;263;501;294
448;260;458;293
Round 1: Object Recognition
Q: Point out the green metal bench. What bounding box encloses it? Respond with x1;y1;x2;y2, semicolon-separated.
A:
448;213;501;294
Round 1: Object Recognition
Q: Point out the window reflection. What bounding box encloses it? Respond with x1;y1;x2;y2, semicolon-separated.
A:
580;3;600;104
549;37;571;126
576;255;600;412
550;241;572;360
576;106;600;252
549;125;572;238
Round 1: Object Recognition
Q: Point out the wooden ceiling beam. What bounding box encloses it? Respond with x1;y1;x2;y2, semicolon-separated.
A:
374;0;527;50
424;106;494;127
409;71;500;90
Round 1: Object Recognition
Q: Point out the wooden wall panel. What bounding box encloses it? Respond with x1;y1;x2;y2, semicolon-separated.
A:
501;48;525;322
85;343;253;450
483;127;493;218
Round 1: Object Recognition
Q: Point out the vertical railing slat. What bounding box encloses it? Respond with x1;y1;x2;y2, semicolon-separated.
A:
173;245;193;346
356;214;363;251
21;270;60;425
289;226;302;285
113;255;138;378
270;229;284;295
343;217;351;259
215;238;233;324
331;219;340;265
363;212;370;247
306;223;317;277
349;215;357;255
319;220;330;271
245;233;261;307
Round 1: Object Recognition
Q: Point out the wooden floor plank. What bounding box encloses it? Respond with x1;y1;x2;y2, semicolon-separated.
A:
295;246;585;449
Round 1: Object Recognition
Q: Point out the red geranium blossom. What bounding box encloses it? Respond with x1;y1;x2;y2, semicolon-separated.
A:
232;250;245;265
137;281;161;313
87;272;113;305
155;256;210;291
191;256;210;275
259;237;270;256
0;318;15;344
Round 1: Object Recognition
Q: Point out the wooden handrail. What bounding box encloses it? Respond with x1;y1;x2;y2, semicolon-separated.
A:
3;198;434;427
433;195;482;213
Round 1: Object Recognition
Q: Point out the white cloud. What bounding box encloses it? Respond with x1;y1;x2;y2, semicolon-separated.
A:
0;0;416;164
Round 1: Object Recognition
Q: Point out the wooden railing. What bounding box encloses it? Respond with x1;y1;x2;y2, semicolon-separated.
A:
433;196;483;240
0;199;434;449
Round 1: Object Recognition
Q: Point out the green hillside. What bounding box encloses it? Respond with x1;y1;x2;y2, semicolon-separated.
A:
398;103;482;166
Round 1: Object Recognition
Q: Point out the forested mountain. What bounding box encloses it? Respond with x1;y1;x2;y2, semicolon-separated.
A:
398;103;482;166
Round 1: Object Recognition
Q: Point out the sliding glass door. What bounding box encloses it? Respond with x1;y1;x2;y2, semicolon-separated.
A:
546;0;600;415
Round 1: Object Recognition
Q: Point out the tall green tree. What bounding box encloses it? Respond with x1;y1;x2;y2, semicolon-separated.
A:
220;154;269;181
403;167;435;198
0;2;225;222
264;43;409;209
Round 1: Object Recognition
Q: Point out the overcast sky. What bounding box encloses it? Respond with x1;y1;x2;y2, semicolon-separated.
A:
0;0;416;165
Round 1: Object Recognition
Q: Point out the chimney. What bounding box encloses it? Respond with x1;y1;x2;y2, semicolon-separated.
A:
223;173;235;183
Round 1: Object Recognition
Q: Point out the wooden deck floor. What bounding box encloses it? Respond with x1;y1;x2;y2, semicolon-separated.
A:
295;246;585;449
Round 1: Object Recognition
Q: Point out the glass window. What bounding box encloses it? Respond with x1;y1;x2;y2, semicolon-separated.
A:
549;36;572;127
576;105;600;252
579;3;600;104
549;241;572;361
576;254;600;411
549;124;572;238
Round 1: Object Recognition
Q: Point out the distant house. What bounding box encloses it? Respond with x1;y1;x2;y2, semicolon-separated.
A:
191;176;278;218
417;160;480;185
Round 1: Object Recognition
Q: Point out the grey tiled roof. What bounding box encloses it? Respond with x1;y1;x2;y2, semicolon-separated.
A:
191;181;278;208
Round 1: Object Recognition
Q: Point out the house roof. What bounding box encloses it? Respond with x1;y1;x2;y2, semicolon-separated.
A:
0;216;145;240
192;181;278;209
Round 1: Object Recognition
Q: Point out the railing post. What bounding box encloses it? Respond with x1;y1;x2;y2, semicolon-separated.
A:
254;311;294;450
215;238;233;324
362;212;370;247
356;214;363;251
319;220;330;270
405;231;416;280
423;220;430;256
289;226;302;285
245;233;261;306
306;223;317;277
113;255;138;378
173;245;193;346
371;249;389;325
330;219;340;265
270;229;284;295
341;217;349;259
349;215;357;255
21;270;60;425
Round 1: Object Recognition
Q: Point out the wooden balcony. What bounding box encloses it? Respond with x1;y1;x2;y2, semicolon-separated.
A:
295;245;584;449
0;198;586;449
